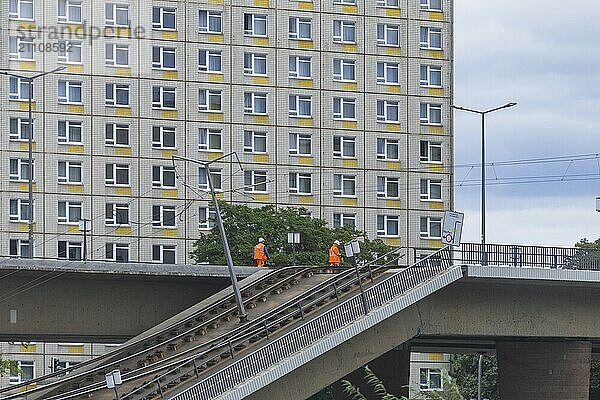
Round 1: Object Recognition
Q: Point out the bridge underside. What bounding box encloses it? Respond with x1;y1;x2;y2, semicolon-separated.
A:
245;276;600;400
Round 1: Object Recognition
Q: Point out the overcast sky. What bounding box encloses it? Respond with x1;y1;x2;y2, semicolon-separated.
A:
453;0;600;246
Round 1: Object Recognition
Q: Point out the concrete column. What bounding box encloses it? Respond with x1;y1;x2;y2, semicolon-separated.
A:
497;341;592;400
332;348;410;400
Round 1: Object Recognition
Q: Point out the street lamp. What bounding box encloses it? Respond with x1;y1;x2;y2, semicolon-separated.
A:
1;66;66;258
452;102;517;265
172;154;247;322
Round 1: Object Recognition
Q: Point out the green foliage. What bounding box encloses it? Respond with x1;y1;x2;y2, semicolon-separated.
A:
450;354;498;400
0;355;19;377
308;386;334;400
191;202;392;267
590;360;600;400
576;238;600;249
410;372;464;400
565;238;600;269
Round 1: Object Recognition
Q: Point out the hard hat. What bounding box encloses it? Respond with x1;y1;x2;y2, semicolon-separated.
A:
258;237;265;243
334;240;340;245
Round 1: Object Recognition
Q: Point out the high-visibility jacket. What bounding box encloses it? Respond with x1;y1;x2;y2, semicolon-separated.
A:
329;244;341;264
253;243;267;261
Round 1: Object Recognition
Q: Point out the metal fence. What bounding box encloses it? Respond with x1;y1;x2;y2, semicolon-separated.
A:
171;246;454;400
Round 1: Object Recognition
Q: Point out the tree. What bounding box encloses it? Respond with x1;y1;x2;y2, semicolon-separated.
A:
565;238;600;270
450;355;498;400
191;202;392;268
0;355;19;378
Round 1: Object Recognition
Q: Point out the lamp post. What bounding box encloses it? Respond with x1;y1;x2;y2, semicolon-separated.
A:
172;154;247;322
1;66;66;258
452;102;517;265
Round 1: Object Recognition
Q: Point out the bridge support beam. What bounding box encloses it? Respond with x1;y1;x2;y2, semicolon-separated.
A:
497;341;591;400
332;348;410;399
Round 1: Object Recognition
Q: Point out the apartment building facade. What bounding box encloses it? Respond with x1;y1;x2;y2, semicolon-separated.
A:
0;0;453;264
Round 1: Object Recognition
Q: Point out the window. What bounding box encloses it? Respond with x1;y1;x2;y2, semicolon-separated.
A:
376;138;399;161
198;10;222;33
9;239;31;258
152;165;176;188
333;174;356;197
9;361;34;384
377;62;399;85
9;0;34;20
105;83;130;107
198;89;222;112
105;3;129;26
333;0;355;4
420;0;442;12
57;120;82;144
420;179;442;201
58;80;82;104
152;86;176;109
152;6;176;30
198;168;222;191
105;203;130;225
152;46;176;70
289;17;312;40
420;140;442;163
244;92;267;114
105;43;129;67
152;244;176;264
105;163;130;186
420;103;442;125
244;170;268;193
420;65;442;87
289;172;312;195
377;100;400;123
57;201;82;224
333;97;356;120
289;55;312;79
58;240;82;260
9;77;33;101
198;128;222;151
9;199;32;222
377;176;399;198
244;13;267;37
244;53;267;76
152;205;176;228
333;136;356;158
420;27;442;50
377;24;400;46
106;243;129;262
58;40;82;64
243;130;267;153
58;161;82;184
8;36;34;60
199;207;216;230
333;20;356;44
105;123;130;147
333;59;356;82
9;118;33;141
376;0;398;8
377;215;399;237
289;95;312;118
333;213;355;228
198;49;222;73
420;216;442;239
9;159;33;181
152;126;176;149
288;133;312;156
58;0;82;23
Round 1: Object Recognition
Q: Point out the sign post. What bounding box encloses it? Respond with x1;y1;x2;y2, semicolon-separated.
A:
287;232;301;266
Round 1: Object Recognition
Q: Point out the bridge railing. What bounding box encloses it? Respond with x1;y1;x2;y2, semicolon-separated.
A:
409;243;600;270
171;246;454;400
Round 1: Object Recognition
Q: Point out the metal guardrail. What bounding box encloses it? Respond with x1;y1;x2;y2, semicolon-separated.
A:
171;246;453;400
456;243;600;270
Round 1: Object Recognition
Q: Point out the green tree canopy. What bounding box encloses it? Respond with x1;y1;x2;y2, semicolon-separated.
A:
191;202;392;267
451;354;498;400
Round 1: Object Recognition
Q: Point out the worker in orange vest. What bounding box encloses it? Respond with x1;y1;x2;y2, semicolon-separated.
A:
329;240;342;268
253;237;269;267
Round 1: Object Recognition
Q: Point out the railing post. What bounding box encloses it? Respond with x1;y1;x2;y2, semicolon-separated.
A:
193;359;199;378
228;340;234;359
298;301;305;320
553;254;557;269
263;320;269;338
157;378;163;398
333;282;339;301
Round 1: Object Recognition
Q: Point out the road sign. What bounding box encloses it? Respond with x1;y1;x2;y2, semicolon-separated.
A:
442;211;464;246
287;232;300;244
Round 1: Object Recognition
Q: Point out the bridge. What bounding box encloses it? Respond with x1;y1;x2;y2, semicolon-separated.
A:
1;243;599;400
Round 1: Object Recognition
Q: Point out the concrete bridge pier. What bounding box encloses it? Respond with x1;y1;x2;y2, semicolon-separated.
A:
497;341;592;400
332;348;410;399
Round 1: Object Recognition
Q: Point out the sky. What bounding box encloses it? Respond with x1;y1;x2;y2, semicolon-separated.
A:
453;0;600;246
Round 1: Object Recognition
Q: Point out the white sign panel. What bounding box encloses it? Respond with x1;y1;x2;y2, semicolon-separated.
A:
441;211;464;246
596;196;600;212
287;232;301;244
